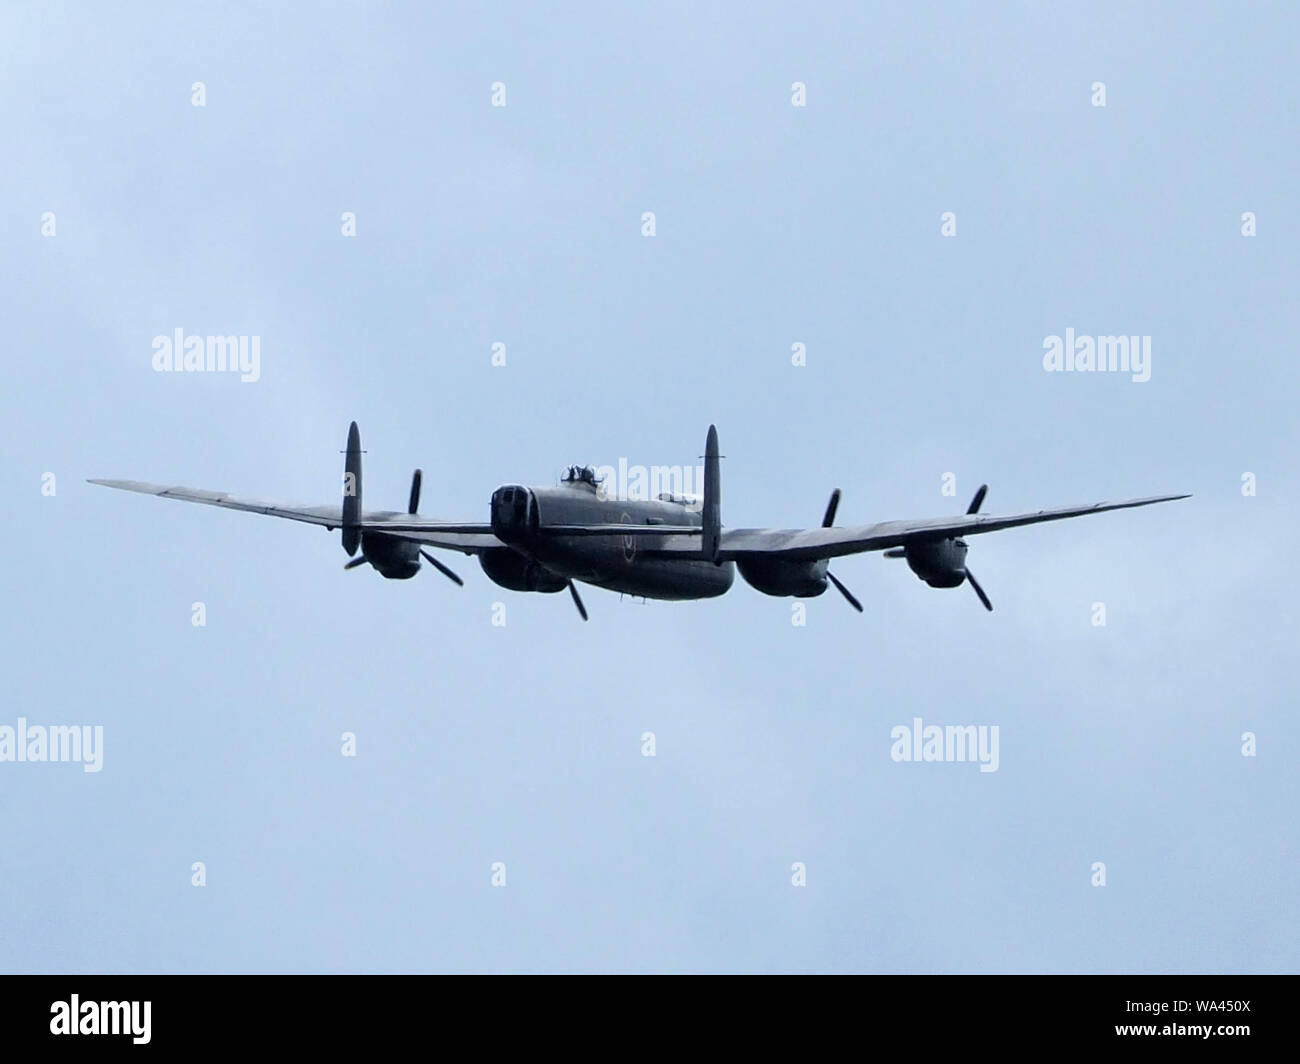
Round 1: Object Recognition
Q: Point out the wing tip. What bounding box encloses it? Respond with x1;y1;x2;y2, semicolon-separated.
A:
87;478;146;490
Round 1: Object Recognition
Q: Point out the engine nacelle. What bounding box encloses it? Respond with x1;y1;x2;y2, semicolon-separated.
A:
360;531;421;579
903;538;968;588
478;548;567;593
737;557;829;598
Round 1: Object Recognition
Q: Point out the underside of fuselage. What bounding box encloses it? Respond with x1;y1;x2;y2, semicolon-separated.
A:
487;481;735;601
544;547;735;601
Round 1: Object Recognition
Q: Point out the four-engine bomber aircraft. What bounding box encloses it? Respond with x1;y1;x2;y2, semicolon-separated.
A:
90;422;1189;620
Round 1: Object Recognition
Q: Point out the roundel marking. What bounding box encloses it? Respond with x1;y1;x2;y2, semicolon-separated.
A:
621;511;636;562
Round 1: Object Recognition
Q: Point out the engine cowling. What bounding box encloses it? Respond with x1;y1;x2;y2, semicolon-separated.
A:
360;531;421;579
737;557;829;598
478;548;567;593
903;537;968;588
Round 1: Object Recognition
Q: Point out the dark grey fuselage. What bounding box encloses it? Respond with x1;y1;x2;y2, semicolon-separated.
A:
487;480;735;601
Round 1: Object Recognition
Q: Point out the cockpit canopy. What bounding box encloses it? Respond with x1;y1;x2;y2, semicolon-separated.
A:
561;465;602;490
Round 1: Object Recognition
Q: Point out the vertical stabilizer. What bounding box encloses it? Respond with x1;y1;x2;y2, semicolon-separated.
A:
342;421;363;555
702;424;721;562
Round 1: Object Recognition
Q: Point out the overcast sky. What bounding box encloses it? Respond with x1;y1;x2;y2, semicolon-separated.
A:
1;1;1296;972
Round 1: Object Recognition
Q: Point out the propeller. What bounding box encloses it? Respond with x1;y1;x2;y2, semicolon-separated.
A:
821;489;862;612
961;484;992;610
420;550;464;586
882;483;993;611
965;567;992;612
408;467;463;584
822;489;841;527
827;571;862;612
567;580;588;621
342;462;463;586
409;468;422;515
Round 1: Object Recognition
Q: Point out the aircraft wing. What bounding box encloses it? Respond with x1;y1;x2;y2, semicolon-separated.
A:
86;478;689;555
643;493;1191;561
89;478;1189;562
87;479;349;527
359;515;503;555
87;479;506;554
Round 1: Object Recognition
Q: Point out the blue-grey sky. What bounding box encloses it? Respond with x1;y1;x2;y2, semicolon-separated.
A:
1;1;1296;973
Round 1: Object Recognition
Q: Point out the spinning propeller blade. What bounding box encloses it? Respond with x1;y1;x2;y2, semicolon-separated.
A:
821;489;860;612
827;571;863;612
822;488;840;528
963;486;992;609
568;581;588;621
409;469;422;514
420;550;464;586
965;567;993;612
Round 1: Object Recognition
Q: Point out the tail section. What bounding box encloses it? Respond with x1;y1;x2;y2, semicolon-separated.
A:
702;424;721;562
342;421;363;556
